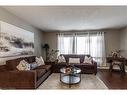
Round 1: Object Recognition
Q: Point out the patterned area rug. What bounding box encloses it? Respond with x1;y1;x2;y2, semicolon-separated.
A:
38;73;108;89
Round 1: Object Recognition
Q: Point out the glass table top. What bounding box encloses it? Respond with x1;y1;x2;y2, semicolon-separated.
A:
60;66;81;74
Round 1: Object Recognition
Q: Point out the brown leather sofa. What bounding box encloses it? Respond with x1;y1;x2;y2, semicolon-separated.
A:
0;55;97;89
0;56;52;89
51;54;97;74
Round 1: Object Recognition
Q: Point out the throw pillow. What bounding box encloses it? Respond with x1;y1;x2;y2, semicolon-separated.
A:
16;60;30;70
30;62;38;70
83;56;92;64
36;56;45;66
57;55;66;63
69;58;80;64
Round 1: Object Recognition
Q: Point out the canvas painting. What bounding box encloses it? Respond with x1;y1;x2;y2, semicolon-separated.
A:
0;21;34;58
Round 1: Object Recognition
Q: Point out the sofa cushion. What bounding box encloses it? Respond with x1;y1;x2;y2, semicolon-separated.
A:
35;65;52;71
6;58;23;70
35;68;46;79
60;54;90;63
75;63;95;68
36;56;45;66
30;62;38;70
58;55;66;63
0;65;7;72
24;56;36;63
16;60;30;71
83;56;92;64
6;56;36;70
69;58;80;64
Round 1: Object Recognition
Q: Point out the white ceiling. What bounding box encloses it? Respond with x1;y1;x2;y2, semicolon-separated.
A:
3;6;127;31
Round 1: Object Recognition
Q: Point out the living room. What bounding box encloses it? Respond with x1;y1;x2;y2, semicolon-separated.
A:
0;5;127;92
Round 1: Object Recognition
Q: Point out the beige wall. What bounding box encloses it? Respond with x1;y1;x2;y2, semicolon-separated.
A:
104;30;120;56
0;8;44;65
43;32;57;60
120;27;127;57
44;32;57;51
43;29;121;58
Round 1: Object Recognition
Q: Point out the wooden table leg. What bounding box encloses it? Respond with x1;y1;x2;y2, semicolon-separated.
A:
109;62;113;72
122;62;126;76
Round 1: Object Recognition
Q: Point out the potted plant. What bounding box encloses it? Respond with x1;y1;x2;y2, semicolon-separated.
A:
48;49;59;62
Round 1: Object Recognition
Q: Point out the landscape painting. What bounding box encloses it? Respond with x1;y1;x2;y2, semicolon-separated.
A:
0;21;34;58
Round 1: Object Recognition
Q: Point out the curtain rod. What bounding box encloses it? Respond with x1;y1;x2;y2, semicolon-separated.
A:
56;31;106;35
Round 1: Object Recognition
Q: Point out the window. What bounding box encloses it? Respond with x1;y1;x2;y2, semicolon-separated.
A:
76;35;89;54
57;32;105;66
63;36;73;54
58;34;73;54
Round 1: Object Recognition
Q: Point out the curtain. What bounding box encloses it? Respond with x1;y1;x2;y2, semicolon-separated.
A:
89;32;106;66
74;32;90;54
57;32;106;66
58;33;73;54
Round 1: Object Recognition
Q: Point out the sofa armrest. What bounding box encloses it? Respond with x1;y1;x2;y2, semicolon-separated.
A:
0;70;36;82
0;70;37;89
92;60;97;65
92;60;97;75
0;65;7;71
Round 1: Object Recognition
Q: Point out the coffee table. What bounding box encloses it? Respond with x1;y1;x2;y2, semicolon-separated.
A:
60;66;81;88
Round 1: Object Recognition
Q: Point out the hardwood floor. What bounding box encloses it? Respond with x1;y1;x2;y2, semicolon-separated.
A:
97;69;127;89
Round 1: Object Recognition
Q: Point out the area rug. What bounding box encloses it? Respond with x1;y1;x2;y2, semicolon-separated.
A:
38;73;108;89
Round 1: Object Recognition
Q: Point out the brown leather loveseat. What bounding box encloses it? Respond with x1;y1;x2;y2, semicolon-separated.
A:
0;56;52;89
